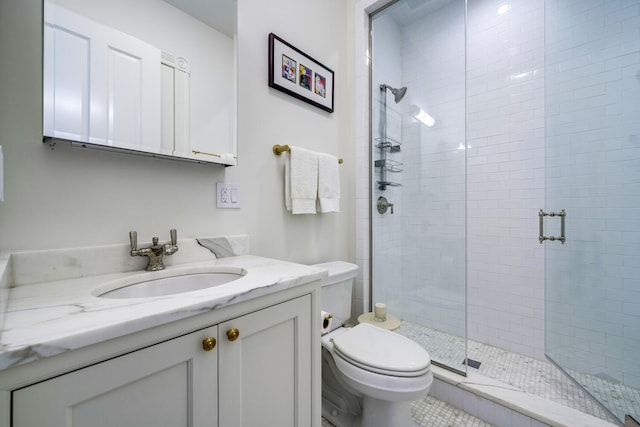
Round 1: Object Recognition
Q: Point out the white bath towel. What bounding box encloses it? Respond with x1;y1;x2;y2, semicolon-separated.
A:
317;152;340;213
285;146;318;214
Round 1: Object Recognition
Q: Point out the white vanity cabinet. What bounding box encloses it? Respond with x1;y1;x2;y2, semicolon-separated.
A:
218;295;312;427
12;325;219;426
11;295;313;427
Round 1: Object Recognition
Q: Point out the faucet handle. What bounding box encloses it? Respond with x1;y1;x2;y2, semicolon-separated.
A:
129;231;138;251
376;196;394;215
170;229;177;246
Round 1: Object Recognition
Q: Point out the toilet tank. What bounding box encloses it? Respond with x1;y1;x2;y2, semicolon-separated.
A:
314;261;358;331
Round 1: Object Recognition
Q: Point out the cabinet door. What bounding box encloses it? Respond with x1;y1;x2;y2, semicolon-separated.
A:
161;61;190;157
43;3;161;152
12;326;218;427
218;296;312;427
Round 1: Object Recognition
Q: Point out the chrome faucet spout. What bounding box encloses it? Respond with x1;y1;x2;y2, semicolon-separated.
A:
129;229;179;271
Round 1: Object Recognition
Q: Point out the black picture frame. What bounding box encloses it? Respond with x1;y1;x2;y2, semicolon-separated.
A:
268;33;335;113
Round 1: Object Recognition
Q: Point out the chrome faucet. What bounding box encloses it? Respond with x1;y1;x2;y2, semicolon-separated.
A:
129;229;179;271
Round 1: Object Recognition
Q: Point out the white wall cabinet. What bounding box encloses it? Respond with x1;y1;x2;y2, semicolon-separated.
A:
11;295;312;427
43;3;161;152
42;0;238;165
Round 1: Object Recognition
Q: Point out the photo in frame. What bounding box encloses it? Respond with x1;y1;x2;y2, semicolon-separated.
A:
268;33;335;113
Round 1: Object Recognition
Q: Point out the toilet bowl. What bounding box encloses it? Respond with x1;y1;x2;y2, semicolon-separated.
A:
315;262;433;427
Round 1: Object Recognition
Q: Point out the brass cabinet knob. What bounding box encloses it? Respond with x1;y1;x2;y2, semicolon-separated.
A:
202;337;217;351
226;328;240;342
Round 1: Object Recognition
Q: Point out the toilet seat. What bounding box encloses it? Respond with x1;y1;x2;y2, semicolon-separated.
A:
331;323;431;377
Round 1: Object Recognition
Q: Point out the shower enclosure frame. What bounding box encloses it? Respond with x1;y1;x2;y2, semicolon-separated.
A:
356;0;636;422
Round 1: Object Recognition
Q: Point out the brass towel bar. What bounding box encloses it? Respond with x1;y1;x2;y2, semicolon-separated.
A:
272;144;343;164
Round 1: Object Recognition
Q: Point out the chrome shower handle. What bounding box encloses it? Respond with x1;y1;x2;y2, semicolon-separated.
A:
377;196;394;215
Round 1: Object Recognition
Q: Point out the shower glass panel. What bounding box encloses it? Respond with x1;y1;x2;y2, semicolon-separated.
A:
370;0;467;374
544;0;640;423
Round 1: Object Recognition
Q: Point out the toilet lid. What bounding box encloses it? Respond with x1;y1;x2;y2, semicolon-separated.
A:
332;323;431;377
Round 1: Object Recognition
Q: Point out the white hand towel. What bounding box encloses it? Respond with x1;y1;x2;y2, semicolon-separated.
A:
285;146;318;214
318;152;340;213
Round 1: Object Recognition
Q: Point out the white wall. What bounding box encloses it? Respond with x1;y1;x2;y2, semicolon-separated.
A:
0;0;354;267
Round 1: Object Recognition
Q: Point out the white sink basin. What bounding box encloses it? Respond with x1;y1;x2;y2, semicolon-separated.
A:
95;267;245;298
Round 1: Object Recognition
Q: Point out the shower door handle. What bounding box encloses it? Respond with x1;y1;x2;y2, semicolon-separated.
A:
539;209;566;244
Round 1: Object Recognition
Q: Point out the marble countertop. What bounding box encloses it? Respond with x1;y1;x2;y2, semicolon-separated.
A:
0;237;326;371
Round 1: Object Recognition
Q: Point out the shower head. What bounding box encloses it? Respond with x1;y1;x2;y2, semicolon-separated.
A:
380;84;407;103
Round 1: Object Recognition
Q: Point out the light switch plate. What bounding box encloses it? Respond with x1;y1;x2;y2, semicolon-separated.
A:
217;182;240;208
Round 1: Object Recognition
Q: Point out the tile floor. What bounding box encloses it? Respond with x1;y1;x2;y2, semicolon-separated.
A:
322;394;494;427
397;321;631;424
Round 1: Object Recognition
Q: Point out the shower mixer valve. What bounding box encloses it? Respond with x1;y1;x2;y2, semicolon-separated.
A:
377;196;394;215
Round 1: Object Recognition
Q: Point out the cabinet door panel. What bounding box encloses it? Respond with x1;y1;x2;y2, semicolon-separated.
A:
106;47;146;149
12;326;218;427
44;3;161;152
43;23;90;141
219;296;312;427
60;363;188;427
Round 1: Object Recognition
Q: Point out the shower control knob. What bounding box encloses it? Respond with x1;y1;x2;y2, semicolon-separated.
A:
377;196;394;215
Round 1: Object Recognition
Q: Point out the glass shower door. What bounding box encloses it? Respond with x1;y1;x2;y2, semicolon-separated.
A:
544;0;640;423
370;0;467;374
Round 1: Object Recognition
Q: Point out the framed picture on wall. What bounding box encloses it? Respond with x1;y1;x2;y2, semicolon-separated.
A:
268;33;335;113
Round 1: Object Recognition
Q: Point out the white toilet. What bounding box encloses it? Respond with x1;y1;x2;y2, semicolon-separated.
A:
315;262;433;427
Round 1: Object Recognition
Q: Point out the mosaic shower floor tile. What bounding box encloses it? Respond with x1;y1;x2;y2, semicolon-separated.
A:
397;321;628;424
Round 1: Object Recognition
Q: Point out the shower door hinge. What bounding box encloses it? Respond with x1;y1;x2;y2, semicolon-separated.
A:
539;209;566;244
